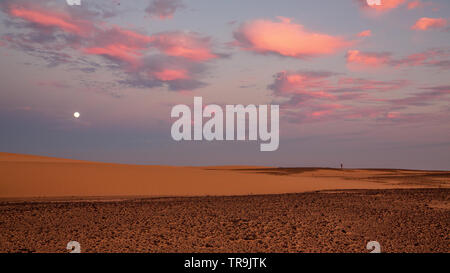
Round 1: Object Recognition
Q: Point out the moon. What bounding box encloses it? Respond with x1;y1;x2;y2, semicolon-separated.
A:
73;112;80;119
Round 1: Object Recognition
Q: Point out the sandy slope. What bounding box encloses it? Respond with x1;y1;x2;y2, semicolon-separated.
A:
0;152;448;199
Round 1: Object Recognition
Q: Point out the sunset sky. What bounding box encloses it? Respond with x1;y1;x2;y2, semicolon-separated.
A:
0;0;449;169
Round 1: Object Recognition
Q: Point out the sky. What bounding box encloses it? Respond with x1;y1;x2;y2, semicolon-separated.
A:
0;0;449;170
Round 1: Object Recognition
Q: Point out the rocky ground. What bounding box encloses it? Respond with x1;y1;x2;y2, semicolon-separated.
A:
0;188;448;253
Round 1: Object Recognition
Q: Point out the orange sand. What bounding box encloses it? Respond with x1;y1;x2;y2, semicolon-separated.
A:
0;152;448;199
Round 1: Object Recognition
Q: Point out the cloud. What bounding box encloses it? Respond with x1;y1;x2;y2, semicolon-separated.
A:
357;30;372;37
411;17;447;31
0;0;97;35
1;33;77;67
407;0;437;10
371;0;407;11
356;0;440;14
153;69;188;81
390;85;450;106
391;48;450;67
117;55;208;91
269;70;408;97
82;26;154;66
269;70;448;124
81;27;221;64
355;0;407;12
233;17;352;59
145;0;185;20
346;50;391;67
407;0;422;9
81;30;219;90
346;48;450;70
0;0;224;91
269;70;337;96
8;6;84;34
267;70;430;124
150;31;221;61
268;71;342;121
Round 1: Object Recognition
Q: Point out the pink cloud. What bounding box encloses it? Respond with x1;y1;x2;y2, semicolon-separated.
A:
311;104;345;116
268;70;450;125
82;26;154;65
271;71;335;95
412;17;447;30
1;1;223;91
271;71;447;124
111;27;154;44
356;0;440;13
6;5;93;36
268;70;422;123
346;50;391;67
358;0;407;12
407;0;422;9
391;49;450;67
82;28;219;65
150;32;220;61
308;103;346;119
345;48;450;70
407;0;437;10
153;69;189;81
233;17;352;59
83;45;143;65
9;7;80;33
270;70;408;98
373;0;407;11
357;30;372;37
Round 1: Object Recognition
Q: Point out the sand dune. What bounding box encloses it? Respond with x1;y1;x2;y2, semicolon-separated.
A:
0;152;448;199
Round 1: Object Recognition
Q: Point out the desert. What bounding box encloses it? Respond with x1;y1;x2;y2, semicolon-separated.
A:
0;152;448;253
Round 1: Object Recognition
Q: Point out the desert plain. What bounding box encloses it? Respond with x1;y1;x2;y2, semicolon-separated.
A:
0;152;448;253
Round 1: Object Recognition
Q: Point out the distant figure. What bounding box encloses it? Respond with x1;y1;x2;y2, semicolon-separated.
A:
340;163;343;169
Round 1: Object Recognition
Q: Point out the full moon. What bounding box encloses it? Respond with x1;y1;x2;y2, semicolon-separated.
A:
73;112;80;118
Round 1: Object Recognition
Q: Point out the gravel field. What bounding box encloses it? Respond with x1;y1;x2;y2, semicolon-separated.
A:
1;188;448;253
